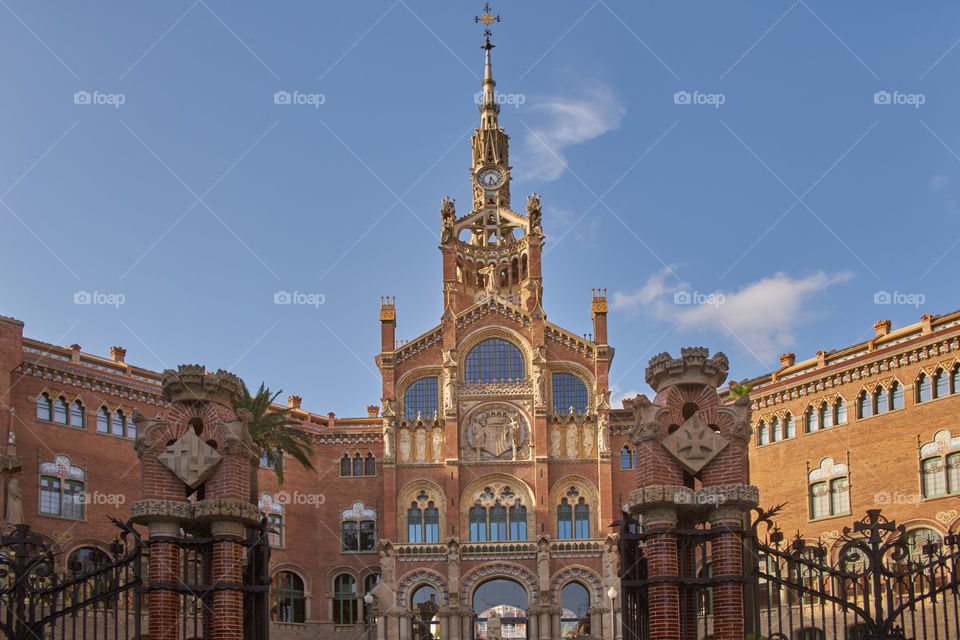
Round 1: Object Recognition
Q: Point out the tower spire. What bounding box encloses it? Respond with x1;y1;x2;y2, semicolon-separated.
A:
475;3;501;131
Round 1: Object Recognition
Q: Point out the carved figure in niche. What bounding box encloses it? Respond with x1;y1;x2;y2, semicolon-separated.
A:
565;423;579;458
3;478;23;533
440;197;455;244
444;373;456;412
534;368;547;407
432;428;444;462
382;420;394;458
582;422;595;457
549;424;562;457
598;415;610;454
378;539;396;586
526;193;543;238
447;539;460;593
602;538;619;585
537;536;551;589
382;398;395;418
597;389;611;411
442;349;457;368
399;430;411;463
479;264;498;294
415;429;427;463
507;415;521;460
533;344;547;364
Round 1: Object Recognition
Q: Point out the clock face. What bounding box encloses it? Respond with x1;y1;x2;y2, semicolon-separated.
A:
476;168;505;190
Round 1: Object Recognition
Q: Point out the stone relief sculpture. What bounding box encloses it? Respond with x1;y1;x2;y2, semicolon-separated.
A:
526;193;543;238
447;539;460;594
534;367;547;409
598;415;610;454
440;197;455;244
565;423;579;458
415;429;427;463
399;429;411;463
444;372;456;413
432;428;444;462
462;405;529;461
602;537;619;586
582;421;595;457
549;424;562;457
382;419;394;459
3;478;23;533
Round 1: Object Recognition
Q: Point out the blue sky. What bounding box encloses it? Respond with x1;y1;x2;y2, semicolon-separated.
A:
2;1;959;414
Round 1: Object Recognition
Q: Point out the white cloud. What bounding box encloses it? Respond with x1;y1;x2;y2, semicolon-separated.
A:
518;83;626;182
931;174;950;191
612;270;854;363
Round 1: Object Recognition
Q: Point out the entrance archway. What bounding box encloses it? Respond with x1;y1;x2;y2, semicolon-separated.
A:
472;578;528;639
411;585;440;640
560;581;590;637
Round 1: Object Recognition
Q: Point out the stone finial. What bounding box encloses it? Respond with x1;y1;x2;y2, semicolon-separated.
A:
591;288;608;314
816;350;827;368
68;344;81;362
380;296;396;322
644;347;729;392
287;395;302;409
161;364;243;408
110;346;126;363
366;405;380;418
779;353;796;368
921;313;933;335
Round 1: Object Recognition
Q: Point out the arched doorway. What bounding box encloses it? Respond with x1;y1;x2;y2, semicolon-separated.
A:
472;578;528;639
560;582;590;638
411;584;441;640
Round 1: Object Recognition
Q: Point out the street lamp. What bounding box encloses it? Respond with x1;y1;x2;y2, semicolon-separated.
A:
363;592;375;640
606;586;618;640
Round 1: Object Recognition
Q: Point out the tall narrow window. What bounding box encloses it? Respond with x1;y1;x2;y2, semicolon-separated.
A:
784;413;796;439
771;417;782;442
403;377;438;419
574;498;590;538
552;373;588;414
809;482;829;520
112;410;125;437
922;458;946;497
509;504;527;540
37;393;52;421
53;397;68;424
489;503;507;541
874;387;888;415
835;399;847;424
341;454;351;476
804;406;818;433
70;401;85;428
620;446;633;469
917;374;931;403
353;454;363;477
407;503;423;543
423;502;440;543
891;382;904;410
333;574;357;624
557;498;573;539
935;370;949;399
97;407;110;433
948;452;960;494
469;503;487;541
952;366;960;395
758;421;769;445
830;478;850;515
271;572;305;623
857;391;871;419
819;403;833;429
268;514;283;547
364;453;376;476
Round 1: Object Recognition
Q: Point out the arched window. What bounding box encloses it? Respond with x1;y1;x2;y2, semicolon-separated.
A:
804;406;819;433
557;487;590;539
352;453;363;477
905;528;943;561
922;457;946;497
341;453;351;476
919;431;960;498
464;338;525;383
771;417;782;442
411;584;440;638
363;574;380;623
67;547;109;575
874;386;888;415
952;365;960;395
271;571;305;623
38;455;85;519
620;446;633;469
53;396;68;424
70;400;85;428
258;493;285;547
407;490;440;543
808;458;849;520
560;582;591;637
857;391;871;419
819;402;833;429
934;369;949;399
37;393;52;421
784;413;795;439
364;453;376;476
97;407;110;433
835;398;847;424
552;373;588;414
113;409;126;437
341;502;376;552
917;373;931;403
468;486;527;541
404;377;438;419
758;421;769;446
890;381;904;410
332;573;357;624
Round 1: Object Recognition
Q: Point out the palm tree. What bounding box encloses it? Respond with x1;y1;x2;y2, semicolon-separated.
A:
723;383;753;403
236;383;315;502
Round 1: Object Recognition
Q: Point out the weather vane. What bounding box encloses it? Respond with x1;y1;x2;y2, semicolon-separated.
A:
475;2;500;46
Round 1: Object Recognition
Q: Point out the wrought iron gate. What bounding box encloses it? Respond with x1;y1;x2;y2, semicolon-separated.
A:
0;517;144;640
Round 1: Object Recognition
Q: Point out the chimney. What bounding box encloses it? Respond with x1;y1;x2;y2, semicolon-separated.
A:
380;297;396;353
921;313;933;335
110;346;126;363
779;353;796;369
873;320;891;338
287;395;302;410
68;344;81;362
591;288;608;345
816;350;827;368
327;412;336;429
366;405;380;418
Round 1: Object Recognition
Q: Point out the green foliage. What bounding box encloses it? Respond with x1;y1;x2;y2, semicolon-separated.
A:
237;382;315;484
724;383;753;403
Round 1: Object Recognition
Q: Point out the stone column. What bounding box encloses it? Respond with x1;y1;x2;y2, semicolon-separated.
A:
588;605;602;637
538;608;551;640
550;607;561;639
447;608;461;640
439;611;449;639
525;606;539;639
376;614;386;640
399;612;411;640
461;608;474;640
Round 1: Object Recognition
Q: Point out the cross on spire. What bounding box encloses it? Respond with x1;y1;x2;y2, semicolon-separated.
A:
475;2;500;47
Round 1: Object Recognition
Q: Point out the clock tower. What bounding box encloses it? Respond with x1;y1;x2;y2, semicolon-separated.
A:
439;16;545;315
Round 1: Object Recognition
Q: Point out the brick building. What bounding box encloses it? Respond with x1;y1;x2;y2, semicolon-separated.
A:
1;14;959;640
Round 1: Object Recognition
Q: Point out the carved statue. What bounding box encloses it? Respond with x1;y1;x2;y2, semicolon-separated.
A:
444;373;456;412
534;368;547;408
602;538;619;585
479;264;498;294
526;193;543;238
415;429;427;463
507;416;520;460
565;423;579;458
537;536;551;590
597;389;611;411
432;428;444;462
440;196;456;244
549;425;562;457
399;430;411;463
447;539;460;594
471;416;486;460
442;349;457;368
582;422;595;457
382;419;394;458
382;398;396;418
598;415;610;454
378;539;396;586
533;344;547;365
487;610;502;640
3;478;23;533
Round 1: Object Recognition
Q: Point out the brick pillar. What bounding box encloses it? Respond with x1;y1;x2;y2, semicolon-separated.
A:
211;520;246;640
147;522;181;640
710;506;746;640
645;506;681;640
